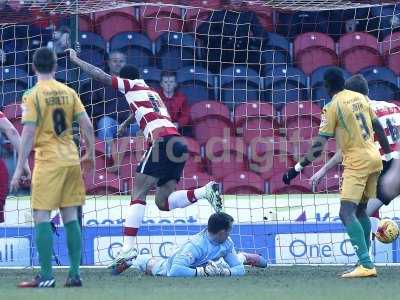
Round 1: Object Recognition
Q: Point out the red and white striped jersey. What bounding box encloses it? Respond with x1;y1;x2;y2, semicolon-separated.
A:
369;99;400;160
112;76;179;142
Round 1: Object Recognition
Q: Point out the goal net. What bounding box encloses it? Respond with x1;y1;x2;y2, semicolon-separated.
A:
1;0;399;268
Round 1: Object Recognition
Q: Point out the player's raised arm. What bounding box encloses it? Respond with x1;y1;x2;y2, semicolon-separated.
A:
371;114;392;158
66;48;112;86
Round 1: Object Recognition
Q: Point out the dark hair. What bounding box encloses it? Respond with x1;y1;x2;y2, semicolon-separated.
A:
345;74;369;96
119;65;140;80
161;70;177;80
33;47;57;74
323;67;345;95
207;212;234;234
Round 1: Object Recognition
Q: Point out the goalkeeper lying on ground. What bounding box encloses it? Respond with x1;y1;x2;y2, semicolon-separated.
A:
112;212;267;276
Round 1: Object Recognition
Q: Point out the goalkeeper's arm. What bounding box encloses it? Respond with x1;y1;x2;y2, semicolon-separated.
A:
223;251;245;276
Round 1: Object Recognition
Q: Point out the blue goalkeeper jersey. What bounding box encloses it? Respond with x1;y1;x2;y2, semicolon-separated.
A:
165;229;245;277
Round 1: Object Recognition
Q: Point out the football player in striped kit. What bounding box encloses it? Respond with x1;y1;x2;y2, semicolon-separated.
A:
310;74;400;233
67;49;223;273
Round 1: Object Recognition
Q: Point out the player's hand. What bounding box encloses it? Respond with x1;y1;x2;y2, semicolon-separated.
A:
81;154;95;173
310;168;325;192
196;261;221;276
65;48;77;62
10;167;23;193
282;167;300;185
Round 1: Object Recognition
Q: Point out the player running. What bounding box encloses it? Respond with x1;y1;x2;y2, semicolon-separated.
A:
282;68;391;278
67;49;223;272
113;212;267;276
310;74;400;233
11;47;96;288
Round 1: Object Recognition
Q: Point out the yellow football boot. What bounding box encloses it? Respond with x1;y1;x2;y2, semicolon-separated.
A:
341;265;377;278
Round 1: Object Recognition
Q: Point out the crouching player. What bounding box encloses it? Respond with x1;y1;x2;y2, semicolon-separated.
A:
113;212;267;276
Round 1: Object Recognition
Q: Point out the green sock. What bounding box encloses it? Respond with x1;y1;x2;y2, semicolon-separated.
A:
35;222;53;279
65;220;82;277
358;215;372;251
345;220;373;269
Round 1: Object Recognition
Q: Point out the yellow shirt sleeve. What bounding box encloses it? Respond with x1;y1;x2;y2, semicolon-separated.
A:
21;91;38;125
319;102;337;137
72;90;86;121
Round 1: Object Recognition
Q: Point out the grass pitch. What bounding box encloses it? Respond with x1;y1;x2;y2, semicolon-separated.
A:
2;266;399;300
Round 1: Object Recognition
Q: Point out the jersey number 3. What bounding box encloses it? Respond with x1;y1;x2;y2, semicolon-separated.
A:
355;112;370;140
53;108;67;136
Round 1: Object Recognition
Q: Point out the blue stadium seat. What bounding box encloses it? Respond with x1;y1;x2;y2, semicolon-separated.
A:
326;8;369;38
140;67;162;88
360;66;399;101
310;66;351;107
220;65;261;109
264;67;307;110
276;11;328;39
261;33;291;74
176;66;215;105
368;5;400;40
0;67;28;107
78;32;107;68
155;32;196;71
110;32;153;69
3;41;28;69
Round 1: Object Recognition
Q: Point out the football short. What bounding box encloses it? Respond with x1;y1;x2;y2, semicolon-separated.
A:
31;163;86;210
136;135;188;187
341;169;380;204
377;158;397;205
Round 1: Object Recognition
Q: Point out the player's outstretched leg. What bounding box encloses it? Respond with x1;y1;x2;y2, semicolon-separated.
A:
339;201;377;278
18;210;55;288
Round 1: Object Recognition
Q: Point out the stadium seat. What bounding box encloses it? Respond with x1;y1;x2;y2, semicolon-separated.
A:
244;2;273;32
269;171;311;194
368;4;400;40
183;137;201;157
234;102;276;145
176;66;215;104
78;32;107;68
79;15;94;32
139;6;183;41
360;66;399;101
183;137;204;175
222;171;265;194
140;67;161;88
110;32;153;69
55;67;78;85
3;103;22;122
0;67;28;107
261;33;291;74
338;32;383;74
190;100;233;145
178;171;212;190
313;165;342;192
282;101;321;141
95;11;140;41
184;6;214;32
83;169;120;195
155;32;196;70
294;32;338;75
264;67;307;110
208;137;248;179
310;66;351;107
382;32;400;75
220;66;262;109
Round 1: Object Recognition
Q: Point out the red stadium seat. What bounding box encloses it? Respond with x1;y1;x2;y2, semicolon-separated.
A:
79;15;94;32
183;137;201;157
294;32;338;75
244;2;273;32
282;101;321;141
382;32;400;75
234;102;276;145
95;11;141;41
222;171;265;194
191;101;233;146
184;7;212;32
207;137;248;179
178;171;212;190
339;32;383;74
83;169;120;195
269;171;311;194
140;6;183;41
314;166;342;193
3;103;22;121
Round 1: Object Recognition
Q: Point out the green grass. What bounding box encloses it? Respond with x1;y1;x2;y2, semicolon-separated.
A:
2;266;399;300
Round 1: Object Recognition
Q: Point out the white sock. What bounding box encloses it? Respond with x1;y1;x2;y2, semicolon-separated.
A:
370;217;380;234
168;190;198;210
366;198;384;217
194;185;208;200
122;199;146;252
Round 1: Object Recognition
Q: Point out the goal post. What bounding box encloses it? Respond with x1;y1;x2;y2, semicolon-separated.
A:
0;0;399;268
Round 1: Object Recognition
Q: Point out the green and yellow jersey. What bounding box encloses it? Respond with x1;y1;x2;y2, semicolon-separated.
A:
21;79;86;167
319;89;382;172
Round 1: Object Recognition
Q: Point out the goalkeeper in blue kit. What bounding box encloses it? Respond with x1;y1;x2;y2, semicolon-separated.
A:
112;212;267;276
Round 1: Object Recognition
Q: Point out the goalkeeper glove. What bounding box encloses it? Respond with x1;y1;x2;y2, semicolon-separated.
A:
196;261;231;277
